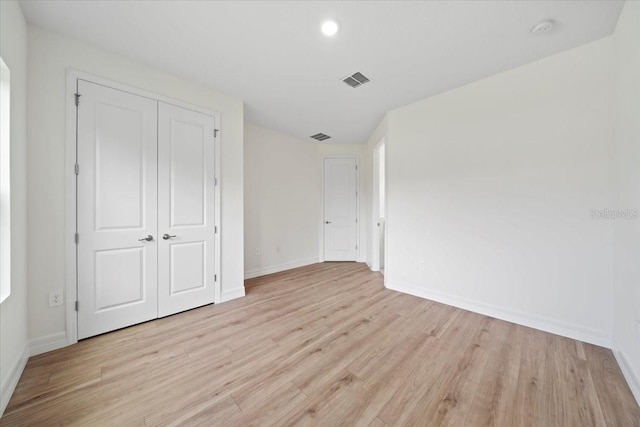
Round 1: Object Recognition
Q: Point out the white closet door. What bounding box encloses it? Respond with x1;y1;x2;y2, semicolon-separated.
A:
77;80;158;339
157;102;215;317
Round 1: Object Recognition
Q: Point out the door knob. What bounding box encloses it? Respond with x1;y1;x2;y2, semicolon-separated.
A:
163;234;177;240
325;221;332;224
138;235;153;242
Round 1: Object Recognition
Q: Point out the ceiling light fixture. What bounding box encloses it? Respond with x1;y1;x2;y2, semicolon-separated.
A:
531;20;555;35
321;20;339;37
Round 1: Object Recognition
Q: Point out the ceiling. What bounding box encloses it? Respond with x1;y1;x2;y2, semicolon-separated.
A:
20;0;624;144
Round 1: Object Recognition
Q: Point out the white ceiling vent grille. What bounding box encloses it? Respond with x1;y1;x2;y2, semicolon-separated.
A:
342;72;371;88
310;133;331;141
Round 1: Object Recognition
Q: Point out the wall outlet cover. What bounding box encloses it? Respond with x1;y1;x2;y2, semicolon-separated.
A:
48;290;63;307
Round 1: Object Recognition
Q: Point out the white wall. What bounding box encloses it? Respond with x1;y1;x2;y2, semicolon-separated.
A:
244;123;369;278
385;37;615;347
0;0;29;415
26;26;244;345
611;0;640;403
244;124;320;278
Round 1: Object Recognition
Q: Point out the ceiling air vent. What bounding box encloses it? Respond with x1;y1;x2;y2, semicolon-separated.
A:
310;133;331;141
342;71;371;88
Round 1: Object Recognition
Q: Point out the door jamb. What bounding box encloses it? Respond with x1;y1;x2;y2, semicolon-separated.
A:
65;69;222;345
371;139;386;272
320;155;360;262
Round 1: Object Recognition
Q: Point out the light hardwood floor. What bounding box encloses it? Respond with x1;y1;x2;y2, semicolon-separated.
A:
2;262;639;426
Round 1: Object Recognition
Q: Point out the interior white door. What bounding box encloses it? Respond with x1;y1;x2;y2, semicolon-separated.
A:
157;102;215;317
77;80;158;339
324;157;358;261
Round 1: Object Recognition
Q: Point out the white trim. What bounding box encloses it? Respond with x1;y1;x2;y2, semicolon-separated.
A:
65;69;223;346
65;71;78;346
213;111;222;304
220;287;246;303
614;350;640;406
73;71;220;117
371;139;386;272
321;155;360;262
30;331;68;356
0;342;29;416
244;257;320;280
386;280;611;348
0;57;11;304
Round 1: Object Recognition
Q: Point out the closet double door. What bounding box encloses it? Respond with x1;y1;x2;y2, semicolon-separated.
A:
76;80;216;339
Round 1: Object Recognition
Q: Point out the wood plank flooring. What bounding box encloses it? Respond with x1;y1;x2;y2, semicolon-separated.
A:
2;262;639;426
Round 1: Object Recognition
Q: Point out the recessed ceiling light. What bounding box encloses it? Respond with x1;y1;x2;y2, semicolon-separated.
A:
321;20;339;37
531;20;555;35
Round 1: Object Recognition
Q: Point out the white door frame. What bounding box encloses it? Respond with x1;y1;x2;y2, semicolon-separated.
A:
319;155;359;262
371;139;386;273
65;69;222;345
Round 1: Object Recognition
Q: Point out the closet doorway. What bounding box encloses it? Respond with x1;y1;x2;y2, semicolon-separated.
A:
70;76;220;340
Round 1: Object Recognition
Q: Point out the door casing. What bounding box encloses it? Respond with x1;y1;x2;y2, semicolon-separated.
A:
65;70;221;346
371;139;386;274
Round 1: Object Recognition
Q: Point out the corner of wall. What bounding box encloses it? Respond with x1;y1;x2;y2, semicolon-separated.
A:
610;0;640;406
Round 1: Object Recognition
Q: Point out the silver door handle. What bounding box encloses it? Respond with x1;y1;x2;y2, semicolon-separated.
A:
163;234;177;240
325;221;332;224
138;235;153;242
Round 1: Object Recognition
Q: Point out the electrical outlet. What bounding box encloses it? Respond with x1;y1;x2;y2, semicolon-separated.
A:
49;290;63;307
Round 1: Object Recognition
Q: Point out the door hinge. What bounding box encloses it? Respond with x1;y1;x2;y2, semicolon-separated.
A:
356;218;358;223
75;93;81;106
214;226;218;234
75;301;79;311
355;165;358;170
74;164;79;175
214;129;219;138
74;233;79;244
214;274;217;282
356;245;358;250
214;177;218;186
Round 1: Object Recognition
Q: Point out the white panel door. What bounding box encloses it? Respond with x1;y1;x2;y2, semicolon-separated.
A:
324;157;358;261
158;102;215;317
77;80;158;339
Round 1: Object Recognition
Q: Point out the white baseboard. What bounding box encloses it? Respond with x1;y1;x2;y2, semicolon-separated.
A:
0;342;29;416
368;263;381;272
30;331;68;356
244;257;320;280
386;280;611;348
220;287;246;303
614;350;640;406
